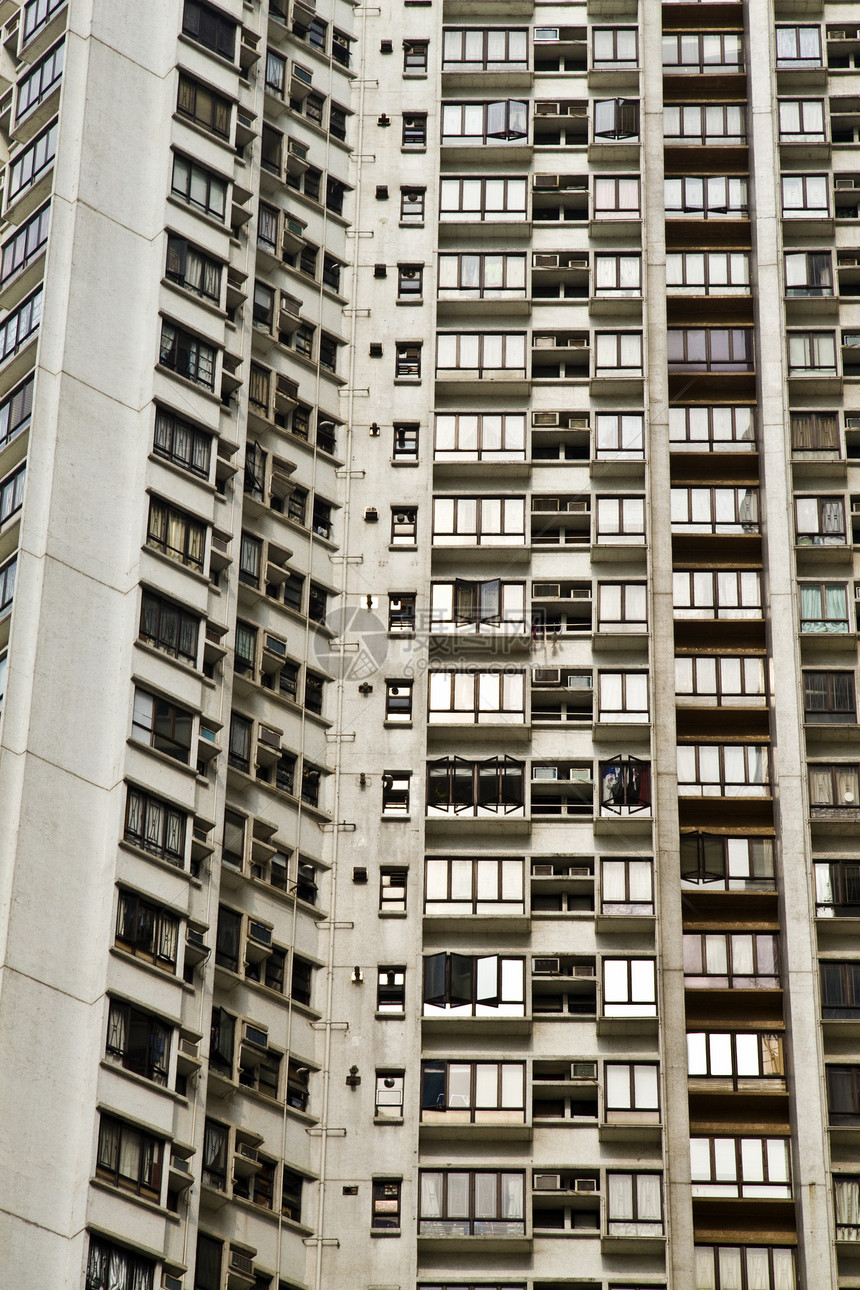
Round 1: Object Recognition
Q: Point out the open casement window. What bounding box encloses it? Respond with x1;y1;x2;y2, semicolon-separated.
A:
828;1066;860;1124
680;833;775;891
835;1177;860;1242
687;1031;784;1082
683;932;780;989
815;861;860;915
795;496;845;543
426;755;525;816
602;958;657;1017
803;670;856;722
418;1170;525;1235
430;579;526;631
420;1060;526;1122
599;755;651;815
694;1245;795;1289
594;98;639;140
422;952;526;1015
606;1172;663;1236
821;961;860;1018
691;1138;791;1199
115;890;178;973
665;174;749;218
441;100;528;143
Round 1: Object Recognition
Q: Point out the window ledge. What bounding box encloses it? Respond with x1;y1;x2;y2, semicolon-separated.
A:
89;1176;180;1221
399;221;425;229
166;192;230;237
379;909;408;919
141;545;213;589
117;838;195;884
147;449;216;494
383;721;413;729
99;1058;188;1103
126;737;200;781
393;377;422;385
176;32;236;70
374;1116;404;1124
381;814;412;822
109;945;192;991
389;544;418;551
371;1228;402;1237
375;1010;406;1019
171;110;236;159
391;458;420;467
134;638;205;684
290;998;324;1022
155;363;223;406
403;72;428;79
161;275;229;324
396;298;424;306
401;145;427;153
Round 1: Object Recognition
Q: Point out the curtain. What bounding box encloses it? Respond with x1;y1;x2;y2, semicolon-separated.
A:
125;789;144;841
106;1003;126;1055
203;1121;226;1172
637;1172;662;1221
602;861;627;903
86;1241;109;1290
107;1251;126;1290
98;1118;119;1171
420;1172;442;1217
694;1247;716;1290
143;798;163;850
157;915;176;964
761;1033;783;1075
501;1172;523;1218
118;1126;142;1183
772;1249;795;1290
835;1178;860;1234
185;522;204;568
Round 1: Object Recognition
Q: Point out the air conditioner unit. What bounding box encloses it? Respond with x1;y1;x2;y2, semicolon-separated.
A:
258;725;281;749
852;499;860;512
533;497;561;510
242;1021;269;1049
846;416;860;428
570;587;591;599
533;411;561;428
534;668;562;685
568;415;589;429
229;1252;254;1277
569;866;592;877
567;500;589;512
264;633;287;657
568;258;589;270
533;335;559;349
534;174;561;190
841;255;860;266
535;101;560;116
533;582;562;597
534;957;561;974
248;921;273;947
565;673;593;689
180;1038;199;1058
534;253;561;269
575;1178;598;1193
533;766;560;780
534;27;560;41
187;929;207;949
568;337;589;349
364;506;379;522
533;863;556;876
237;1143;259;1164
162;1277;183;1290
534;1172;563;1190
571;1061;597;1079
574;965;595;978
830;30;849;40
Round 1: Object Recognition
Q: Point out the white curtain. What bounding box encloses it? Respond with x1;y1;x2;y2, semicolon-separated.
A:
420;1172;442;1217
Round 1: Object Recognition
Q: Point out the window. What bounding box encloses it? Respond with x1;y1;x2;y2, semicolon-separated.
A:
594;98;639;140
665;175;749;219
389;594;416;631
594;254;641;297
8;119;58;203
836;1177;860;1241
828;1067;860;1123
681;833;775;892
171;152;227;220
392;423;419;460
594;331;643;375
425;857;524;916
437;331;526;377
0;654;6;720
322;255;342;293
441;100;528;143
815;860;860;916
791;409;838;452
304;670;325;715
332;28;352;66
669;404;755;450
291;952;315;1006
215;904;241;972
106;998;170;1085
391;507;417;545
599;756;651;816
691;1137;790;1198
372;1179;402;1229
115;889;178;972
139;590;199;665
442;28;528;71
375;1071;405;1117
693;1246;795;1289
427;756;525;817
0;464;25;526
670;486;759;534
440;176;527;221
428;671;525;725
147;497;206;572
0;374;34;452
594;27;638;67
595;495;645;542
166;235;223;303
380;868;408;913
227;712;251;772
602;859;653;915
687;1031;784;1081
594;175;640;219
435;412;526;462
326;177;346;217
177;74;231;138
1;202;50;285
602;958;657;1017
401;187;425;222
794;494;845;542
403;113;427;145
223;809;245;866
779;98;826;141
431;580;526;631
209;1007;234;1078
97;1113;163;1201
776;25;822;66
283;571;303;612
377;965;406;1012
684;932;779;988
438;253;526;300
785;250;832;296
789;330;837;371
261;123;283;175
822;961;860;1017
418;1170;525;1235
201;1119;229;1193
421;1060;525;1122
86;1236;154;1290
132;688;193;763
606;1173;663;1237
308;584;328;624
22;0;68;45
804;670;856;722
265;49;286;97
281;1168;304;1222
395;342;421;377
433;495;526;545
663;104;745;145
0;554;16;614
673;569;762;619
159;320;216;389
153;407;211;477
605;1063;659;1122
383;771;411;814
597;671;649;723
404;39;428;72
124;784;186;866
677;743;769;796
597;582;647;632
182;0;236;60
398;263;424;299
0;287;42;364
330;104;347;141
385;680;412;722
423;952;525;1016
299;244;318;279
782;173;828;218
666;251;750;295
809;763;860;811
668;328;754;371
662;31;742;71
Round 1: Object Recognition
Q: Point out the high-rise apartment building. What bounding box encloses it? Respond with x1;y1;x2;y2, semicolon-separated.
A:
2;0;860;1286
